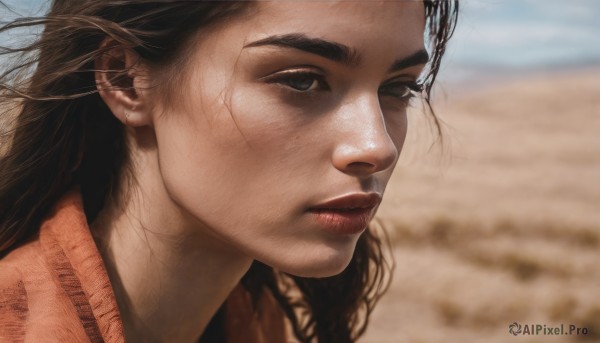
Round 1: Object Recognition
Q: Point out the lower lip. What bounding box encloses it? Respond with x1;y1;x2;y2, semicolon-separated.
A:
307;207;374;235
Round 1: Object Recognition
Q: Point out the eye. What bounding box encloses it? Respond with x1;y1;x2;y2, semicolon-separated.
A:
379;80;423;102
266;70;330;92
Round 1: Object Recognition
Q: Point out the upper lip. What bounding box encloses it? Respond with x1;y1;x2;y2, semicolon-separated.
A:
309;193;382;211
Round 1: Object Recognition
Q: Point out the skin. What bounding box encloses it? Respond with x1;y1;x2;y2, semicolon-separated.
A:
93;1;426;342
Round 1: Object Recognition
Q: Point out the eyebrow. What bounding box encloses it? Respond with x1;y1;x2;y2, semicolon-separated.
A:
244;33;360;66
388;49;430;73
244;33;429;72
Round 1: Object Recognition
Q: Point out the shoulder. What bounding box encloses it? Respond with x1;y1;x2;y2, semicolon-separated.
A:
0;238;96;342
0;235;48;283
0;238;45;289
0;254;28;304
0;240;41;341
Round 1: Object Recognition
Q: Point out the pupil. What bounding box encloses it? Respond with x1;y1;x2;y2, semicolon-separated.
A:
291;76;314;91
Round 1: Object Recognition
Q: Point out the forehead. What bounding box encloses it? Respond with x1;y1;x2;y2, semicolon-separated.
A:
252;2;425;39
245;1;426;61
254;1;424;24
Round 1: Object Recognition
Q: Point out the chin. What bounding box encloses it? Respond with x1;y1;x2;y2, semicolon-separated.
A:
272;244;356;278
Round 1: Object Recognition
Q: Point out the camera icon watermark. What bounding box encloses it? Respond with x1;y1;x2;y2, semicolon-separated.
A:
509;322;589;336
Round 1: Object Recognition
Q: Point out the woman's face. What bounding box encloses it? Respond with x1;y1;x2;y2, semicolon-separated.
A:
151;1;426;277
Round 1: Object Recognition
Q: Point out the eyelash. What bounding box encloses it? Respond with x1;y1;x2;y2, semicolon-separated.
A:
266;70;423;102
379;80;423;103
266;70;330;93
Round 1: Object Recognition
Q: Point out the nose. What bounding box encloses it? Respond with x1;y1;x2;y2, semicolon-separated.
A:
331;95;399;177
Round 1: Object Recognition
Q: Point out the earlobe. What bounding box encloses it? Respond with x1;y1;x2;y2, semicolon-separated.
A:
95;39;153;127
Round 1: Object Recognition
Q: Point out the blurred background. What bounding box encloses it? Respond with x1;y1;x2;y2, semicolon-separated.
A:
366;1;600;342
2;1;599;342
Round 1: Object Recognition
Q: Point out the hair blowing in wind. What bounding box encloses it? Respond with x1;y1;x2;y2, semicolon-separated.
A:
0;1;458;342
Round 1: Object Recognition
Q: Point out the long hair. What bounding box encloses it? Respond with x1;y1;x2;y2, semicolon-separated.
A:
0;1;458;342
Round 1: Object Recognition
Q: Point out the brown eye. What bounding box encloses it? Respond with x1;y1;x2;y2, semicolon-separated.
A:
268;72;330;92
283;74;318;91
379;81;423;102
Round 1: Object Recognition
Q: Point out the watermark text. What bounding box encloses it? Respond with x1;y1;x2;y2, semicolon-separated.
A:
509;322;589;336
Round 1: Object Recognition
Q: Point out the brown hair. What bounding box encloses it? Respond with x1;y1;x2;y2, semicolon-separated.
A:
0;1;458;342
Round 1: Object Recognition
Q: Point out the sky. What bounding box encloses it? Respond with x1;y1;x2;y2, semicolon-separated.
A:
446;0;600;69
2;0;600;73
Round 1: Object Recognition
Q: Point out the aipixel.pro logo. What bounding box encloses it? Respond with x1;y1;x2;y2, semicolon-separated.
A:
509;322;522;336
509;322;589;337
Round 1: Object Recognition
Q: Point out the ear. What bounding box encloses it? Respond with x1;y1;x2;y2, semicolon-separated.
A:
95;39;153;127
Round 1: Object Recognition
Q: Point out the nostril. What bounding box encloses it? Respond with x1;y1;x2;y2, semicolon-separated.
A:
347;161;375;169
345;161;377;175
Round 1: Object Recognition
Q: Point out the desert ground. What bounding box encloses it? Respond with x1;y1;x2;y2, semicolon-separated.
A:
361;68;600;343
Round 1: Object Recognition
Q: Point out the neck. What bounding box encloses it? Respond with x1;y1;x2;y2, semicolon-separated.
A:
91;128;252;343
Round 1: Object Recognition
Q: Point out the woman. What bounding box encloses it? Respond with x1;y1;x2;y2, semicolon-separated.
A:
0;1;458;342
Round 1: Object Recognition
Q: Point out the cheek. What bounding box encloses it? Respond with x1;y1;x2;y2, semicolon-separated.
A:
151;99;359;277
151;101;248;212
226;83;328;163
151;86;317;231
395;114;409;149
384;108;409;154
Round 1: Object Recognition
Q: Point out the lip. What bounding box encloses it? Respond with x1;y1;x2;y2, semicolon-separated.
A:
308;193;382;235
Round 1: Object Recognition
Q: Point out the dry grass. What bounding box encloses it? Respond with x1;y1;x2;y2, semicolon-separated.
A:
362;68;600;343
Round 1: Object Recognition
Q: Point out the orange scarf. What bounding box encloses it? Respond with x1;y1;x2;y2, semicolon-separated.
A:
0;189;287;342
